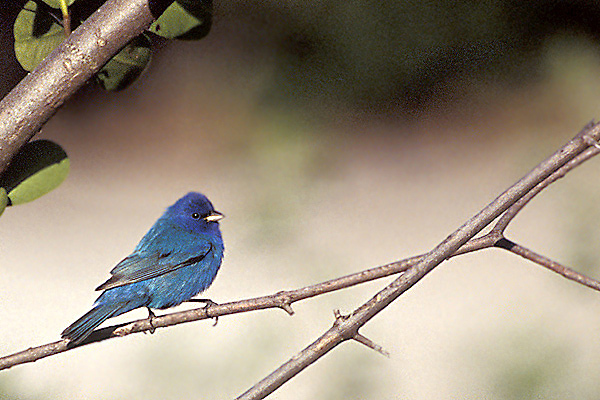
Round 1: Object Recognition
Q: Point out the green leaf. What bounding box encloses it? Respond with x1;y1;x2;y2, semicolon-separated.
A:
8;159;70;205
0;188;7;217
0;140;70;206
149;0;212;40
96;34;152;91
14;1;65;71
41;0;76;8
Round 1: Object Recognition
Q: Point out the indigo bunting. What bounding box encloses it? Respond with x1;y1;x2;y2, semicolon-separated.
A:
62;192;224;344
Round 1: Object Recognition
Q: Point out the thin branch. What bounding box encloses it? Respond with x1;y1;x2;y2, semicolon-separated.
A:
0;226;521;371
494;123;600;233
333;308;390;358
482;124;600;291
4;126;600;374
0;0;156;173
456;133;600;256
495;238;600;291
0;254;453;370
235;123;600;400
1;225;506;371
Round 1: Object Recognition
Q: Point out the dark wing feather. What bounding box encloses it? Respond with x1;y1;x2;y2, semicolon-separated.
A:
96;243;212;291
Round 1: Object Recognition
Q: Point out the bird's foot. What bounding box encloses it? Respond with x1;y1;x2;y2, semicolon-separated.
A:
187;298;219;307
146;307;157;334
187;298;219;326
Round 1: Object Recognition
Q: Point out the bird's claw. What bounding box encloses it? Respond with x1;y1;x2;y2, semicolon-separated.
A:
146;308;157;334
187;298;219;326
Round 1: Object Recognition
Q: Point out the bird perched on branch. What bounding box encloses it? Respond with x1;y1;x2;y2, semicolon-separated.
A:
62;192;224;345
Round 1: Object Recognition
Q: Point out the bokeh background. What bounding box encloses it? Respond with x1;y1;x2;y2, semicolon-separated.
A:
3;0;600;398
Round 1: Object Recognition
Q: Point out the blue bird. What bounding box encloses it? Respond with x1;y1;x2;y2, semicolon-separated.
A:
62;192;224;345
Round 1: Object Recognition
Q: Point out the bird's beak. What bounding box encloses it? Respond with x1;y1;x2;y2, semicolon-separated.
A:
205;210;224;222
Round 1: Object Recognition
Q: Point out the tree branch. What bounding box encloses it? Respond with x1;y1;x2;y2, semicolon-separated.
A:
0;219;509;371
0;254;443;370
0;226;548;371
0;0;155;173
3;125;600;377
496;238;600;291
235;122;600;400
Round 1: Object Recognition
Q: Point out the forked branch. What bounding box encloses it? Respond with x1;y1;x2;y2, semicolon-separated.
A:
2;124;600;383
235;122;600;400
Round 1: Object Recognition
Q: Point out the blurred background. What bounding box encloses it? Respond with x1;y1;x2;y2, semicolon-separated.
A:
3;0;600;398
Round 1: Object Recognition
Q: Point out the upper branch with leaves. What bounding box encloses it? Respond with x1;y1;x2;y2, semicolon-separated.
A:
0;0;155;173
0;0;211;214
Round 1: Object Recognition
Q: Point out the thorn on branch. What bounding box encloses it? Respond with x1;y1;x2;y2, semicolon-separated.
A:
280;303;294;315
333;309;389;356
332;309;355;339
353;333;390;357
333;309;347;323
275;292;295;315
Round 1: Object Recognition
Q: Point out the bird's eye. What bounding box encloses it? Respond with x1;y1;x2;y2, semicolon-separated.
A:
191;213;200;219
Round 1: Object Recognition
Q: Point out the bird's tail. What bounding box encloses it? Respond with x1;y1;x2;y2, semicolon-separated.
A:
61;303;122;345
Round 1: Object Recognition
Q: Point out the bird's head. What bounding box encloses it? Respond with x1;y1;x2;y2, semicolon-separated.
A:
166;192;224;235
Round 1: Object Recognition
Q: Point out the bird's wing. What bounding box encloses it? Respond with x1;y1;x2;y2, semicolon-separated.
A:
95;242;213;291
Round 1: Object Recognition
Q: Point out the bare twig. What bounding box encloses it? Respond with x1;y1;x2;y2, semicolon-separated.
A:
0;228;541;371
495;238;600;291
3;126;600;375
494;124;600;233
483;124;600;290
0;255;434;370
235;123;600;400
